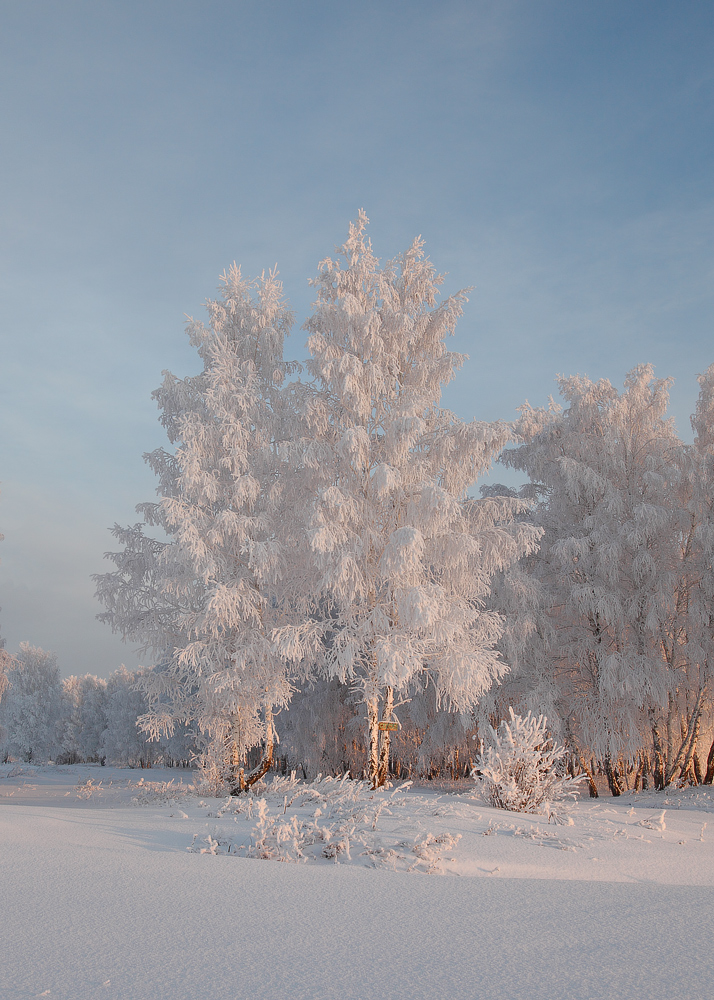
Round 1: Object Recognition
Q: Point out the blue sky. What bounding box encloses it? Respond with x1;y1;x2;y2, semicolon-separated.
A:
1;1;713;676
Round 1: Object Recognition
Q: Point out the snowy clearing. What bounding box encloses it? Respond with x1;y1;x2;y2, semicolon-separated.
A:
2;765;713;1000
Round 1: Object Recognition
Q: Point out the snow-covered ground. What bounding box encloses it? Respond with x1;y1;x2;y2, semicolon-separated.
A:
2;765;713;1000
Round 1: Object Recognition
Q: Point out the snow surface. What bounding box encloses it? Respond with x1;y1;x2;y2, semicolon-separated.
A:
2;764;713;999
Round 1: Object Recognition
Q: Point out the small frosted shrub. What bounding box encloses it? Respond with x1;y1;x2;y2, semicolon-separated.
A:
474;708;582;819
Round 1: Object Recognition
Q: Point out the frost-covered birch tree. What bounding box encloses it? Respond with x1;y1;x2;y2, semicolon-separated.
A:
95;269;302;790
96;216;544;790
502;365;698;791
283;213;541;787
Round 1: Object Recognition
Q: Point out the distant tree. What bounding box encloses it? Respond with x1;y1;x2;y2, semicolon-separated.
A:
100;665;155;767
275;678;364;780
58;674;108;763
58;675;85;764
0;507;10;708
0;644;63;762
276;676;477;782
0;648;13;749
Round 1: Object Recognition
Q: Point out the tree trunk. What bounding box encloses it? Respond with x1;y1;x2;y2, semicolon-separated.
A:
666;694;675;778
229;707;275;795
677;702;704;786
633;755;643;792
665;688;705;786
578;756;599;798
367;696;380;789
704;737;714;785
604;756;622;796
651;721;666;790
621;757;630;791
694;752;703;785
376;686;394;788
640;751;651;791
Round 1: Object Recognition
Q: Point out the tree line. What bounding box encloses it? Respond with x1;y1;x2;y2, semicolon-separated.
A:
0;645;192;767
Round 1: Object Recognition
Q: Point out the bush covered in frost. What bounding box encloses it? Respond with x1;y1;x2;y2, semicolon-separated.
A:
474;708;582;818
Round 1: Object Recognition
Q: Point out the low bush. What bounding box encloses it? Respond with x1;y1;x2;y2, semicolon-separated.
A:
474;708;583;820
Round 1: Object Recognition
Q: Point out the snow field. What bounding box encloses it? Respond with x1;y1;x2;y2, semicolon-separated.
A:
2;766;714;999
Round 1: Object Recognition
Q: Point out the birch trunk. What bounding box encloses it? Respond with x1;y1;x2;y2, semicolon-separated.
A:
704;737;714;784
665;689;705;786
578;755;599;798
604;755;622;796
651;719;666;790
376;685;394;788
367;696;380;789
229;707;275;795
678;706;703;785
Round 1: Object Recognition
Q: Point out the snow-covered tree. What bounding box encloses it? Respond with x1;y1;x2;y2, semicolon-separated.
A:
95;268;302;790
0;509;10;710
58;674;108;763
281;213;541;787
0;644;63;762
96;215;545;791
501;365;702;791
0;648;13;748
674;363;714;785
100;665;156;767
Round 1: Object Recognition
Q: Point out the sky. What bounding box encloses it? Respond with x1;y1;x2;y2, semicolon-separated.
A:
1;0;713;677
